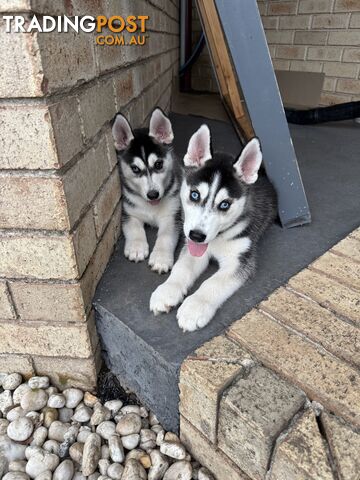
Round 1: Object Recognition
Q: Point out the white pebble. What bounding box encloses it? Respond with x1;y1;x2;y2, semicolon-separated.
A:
46;386;58;396
140;428;156;450
104;400;123;416
121;405;140;415
77;426;91;443
73;473;87;480
9;460;27;472
99;458;110;475
72;406;92;423
25;411;41;427
108;434;124;463
25;450;59;478
163;460;192;480
149;411;159;426
116;413;142;436
149;449;169;480
3;473;30;480
90;404;111;426
53;459;74;480
63;388;83;409
122;459;147;480
7;417;34;442
0;434;27;461
28;377;49;390
58;407;73;423
21;390;48;412
0;390;14;414
48;421;68;442
101;444;110;459
0;418;10;434
69;441;84;464
107;463;124;480
88;473;101;480
13;385;31;406
97;421;116;440
31;427;48;447
121;433;140;450
7;406;25;422
3;374;23;391
82;433;101;476
47;394;65;409
0;372;8;387
160;441;186;460
25;446;42;459
34;472;52;480
43;440;60;455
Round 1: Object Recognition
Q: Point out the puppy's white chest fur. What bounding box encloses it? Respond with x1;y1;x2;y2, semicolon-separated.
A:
125;192;179;227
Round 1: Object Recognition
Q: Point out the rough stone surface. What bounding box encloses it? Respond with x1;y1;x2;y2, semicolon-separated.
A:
310;251;360;290
270;410;333;480
321;412;360;480
0;281;15;320
229;309;360;427
260;287;360;368
218;365;305;480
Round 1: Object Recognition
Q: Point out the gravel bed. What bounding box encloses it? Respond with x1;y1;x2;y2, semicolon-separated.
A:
0;373;215;480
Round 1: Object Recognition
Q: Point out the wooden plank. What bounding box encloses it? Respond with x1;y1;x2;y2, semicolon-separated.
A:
197;0;254;139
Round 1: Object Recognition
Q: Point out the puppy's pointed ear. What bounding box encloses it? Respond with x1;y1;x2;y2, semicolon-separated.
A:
184;124;212;167
149;108;174;144
233;138;262;184
112;114;134;151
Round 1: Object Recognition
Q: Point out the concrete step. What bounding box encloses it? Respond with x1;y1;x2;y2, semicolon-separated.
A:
94;114;360;433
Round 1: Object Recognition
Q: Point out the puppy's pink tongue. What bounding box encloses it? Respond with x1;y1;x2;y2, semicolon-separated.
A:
188;240;208;257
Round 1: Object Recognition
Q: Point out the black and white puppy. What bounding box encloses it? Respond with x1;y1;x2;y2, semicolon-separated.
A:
150;124;277;331
112;108;180;273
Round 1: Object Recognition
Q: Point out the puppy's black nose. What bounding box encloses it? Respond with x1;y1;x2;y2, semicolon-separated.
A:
147;190;159;200
189;229;206;243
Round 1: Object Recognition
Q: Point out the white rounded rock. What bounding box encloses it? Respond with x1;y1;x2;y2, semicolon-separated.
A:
48;421;68;442
0;390;14;415
69;441;84;463
82;433;101;476
122;459;147;480
21;390;48;412
104;400;123;416
25;446;42;460
73;473;87;480
47;394;65;409
43;440;60;455
7;417;34;442
28;377;49;390
63;388;83;409
163;460;192;480
149;450;170;480
96;421;116;440
25;411;41;427
160;441;186;460
108;434;124;463
121;405;140;415
3;374;23;391
7;406;25;422
116;413;142;436
33;471;52;480
9;460;27;472
0;434;27;461
25;450;59;478
3;473;30;480
101;444;110;459
99;458;110;475
107;462;124;480
77;427;91;443
72;406;92;423
90;404;111;426
140;428;156;450
149;411;159;426
58;407;73;423
13;385;31;406
52;459;74;480
120;433;140;450
31;427;48;447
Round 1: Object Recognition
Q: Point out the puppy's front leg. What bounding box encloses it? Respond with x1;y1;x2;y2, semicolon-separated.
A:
149;217;178;274
123;217;149;262
150;246;209;314
177;262;249;332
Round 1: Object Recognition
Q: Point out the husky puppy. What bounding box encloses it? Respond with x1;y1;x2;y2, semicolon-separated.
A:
150;124;277;331
112;108;180;273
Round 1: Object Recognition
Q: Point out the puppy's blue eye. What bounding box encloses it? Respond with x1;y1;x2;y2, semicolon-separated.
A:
131;165;140;174
219;200;231;211
190;190;200;202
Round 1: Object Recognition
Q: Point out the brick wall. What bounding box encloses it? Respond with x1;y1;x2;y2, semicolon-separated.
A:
192;0;360;105
0;0;179;388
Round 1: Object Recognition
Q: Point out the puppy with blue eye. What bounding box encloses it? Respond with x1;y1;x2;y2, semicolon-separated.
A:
150;124;277;331
112;108;180;273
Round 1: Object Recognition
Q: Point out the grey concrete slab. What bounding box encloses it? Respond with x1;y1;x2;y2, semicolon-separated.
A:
95;114;360;432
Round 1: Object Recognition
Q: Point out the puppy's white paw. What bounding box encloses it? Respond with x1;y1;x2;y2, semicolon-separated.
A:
148;249;174;274
150;282;184;315
124;240;149;262
177;295;214;332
